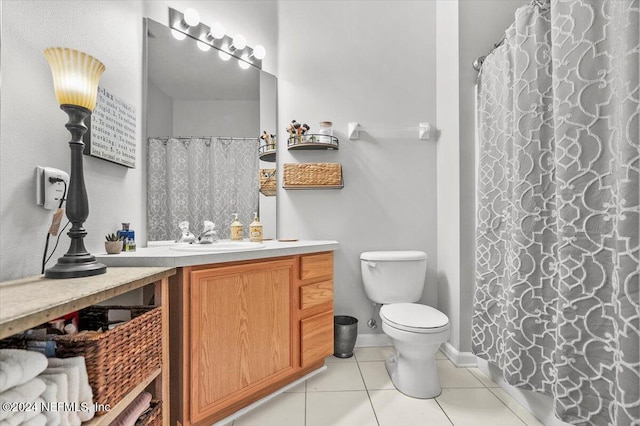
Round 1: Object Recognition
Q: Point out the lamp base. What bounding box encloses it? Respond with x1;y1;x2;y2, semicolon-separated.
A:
45;254;106;279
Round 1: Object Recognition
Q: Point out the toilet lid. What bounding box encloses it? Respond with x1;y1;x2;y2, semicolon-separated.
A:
380;303;449;331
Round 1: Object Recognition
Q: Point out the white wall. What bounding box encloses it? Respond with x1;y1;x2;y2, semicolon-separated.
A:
0;0;278;281
172;100;259;137
147;79;173;138
435;0;462;350
1;0;145;281
435;0;523;354
278;1;438;334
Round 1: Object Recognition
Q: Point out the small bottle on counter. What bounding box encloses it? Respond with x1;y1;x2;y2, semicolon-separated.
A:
118;223;136;252
249;212;263;243
230;213;244;241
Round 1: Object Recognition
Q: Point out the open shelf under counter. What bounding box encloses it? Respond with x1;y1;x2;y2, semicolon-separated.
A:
83;368;161;426
0;267;175;339
0;267;175;426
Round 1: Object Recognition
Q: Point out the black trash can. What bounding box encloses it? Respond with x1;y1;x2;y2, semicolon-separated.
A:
334;315;358;358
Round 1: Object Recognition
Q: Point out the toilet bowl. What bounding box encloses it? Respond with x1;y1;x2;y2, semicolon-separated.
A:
360;251;450;399
380;303;450;398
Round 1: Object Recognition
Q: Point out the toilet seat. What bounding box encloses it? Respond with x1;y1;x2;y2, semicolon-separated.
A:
380;303;449;334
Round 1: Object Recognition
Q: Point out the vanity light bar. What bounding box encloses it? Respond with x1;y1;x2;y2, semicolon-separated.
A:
168;7;263;70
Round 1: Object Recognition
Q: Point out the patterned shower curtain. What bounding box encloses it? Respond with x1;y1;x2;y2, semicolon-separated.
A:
473;1;639;425
147;137;259;241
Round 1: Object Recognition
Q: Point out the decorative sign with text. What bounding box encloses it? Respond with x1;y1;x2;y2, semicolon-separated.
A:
83;86;137;168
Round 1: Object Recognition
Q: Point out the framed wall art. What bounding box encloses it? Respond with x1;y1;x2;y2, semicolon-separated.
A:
83;86;137;168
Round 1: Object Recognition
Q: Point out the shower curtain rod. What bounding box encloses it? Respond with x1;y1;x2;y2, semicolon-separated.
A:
148;136;259;141
473;0;549;72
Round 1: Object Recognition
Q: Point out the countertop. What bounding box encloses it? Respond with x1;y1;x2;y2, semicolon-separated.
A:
95;240;339;267
0;267;176;339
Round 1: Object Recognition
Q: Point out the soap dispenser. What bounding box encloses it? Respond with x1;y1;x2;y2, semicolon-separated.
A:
230;213;243;241
249;212;263;243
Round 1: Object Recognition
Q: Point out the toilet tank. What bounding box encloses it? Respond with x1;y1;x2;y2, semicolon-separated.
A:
360;251;427;304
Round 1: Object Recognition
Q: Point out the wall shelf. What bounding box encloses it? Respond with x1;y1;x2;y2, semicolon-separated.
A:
259;144;276;162
288;135;339;151
282;163;343;190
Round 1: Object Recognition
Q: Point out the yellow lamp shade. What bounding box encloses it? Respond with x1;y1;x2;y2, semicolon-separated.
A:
44;47;105;111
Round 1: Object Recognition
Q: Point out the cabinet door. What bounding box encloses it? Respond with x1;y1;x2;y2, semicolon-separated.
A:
190;259;295;423
300;311;334;367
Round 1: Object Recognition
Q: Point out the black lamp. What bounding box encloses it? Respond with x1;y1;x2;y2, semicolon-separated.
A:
43;47;107;279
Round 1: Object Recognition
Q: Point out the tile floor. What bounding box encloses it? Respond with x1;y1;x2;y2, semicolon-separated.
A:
225;347;543;426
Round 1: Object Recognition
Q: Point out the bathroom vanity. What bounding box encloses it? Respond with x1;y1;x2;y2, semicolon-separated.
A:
97;240;338;425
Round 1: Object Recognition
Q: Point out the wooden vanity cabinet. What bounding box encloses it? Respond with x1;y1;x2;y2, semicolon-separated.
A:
171;252;334;426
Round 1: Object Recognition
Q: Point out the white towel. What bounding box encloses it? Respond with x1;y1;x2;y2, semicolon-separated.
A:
0;349;48;393
47;357;94;422
0;397;43;426
0;378;45;421
38;374;69;426
43;367;80;426
21;413;46;426
39;379;60;426
111;391;152;426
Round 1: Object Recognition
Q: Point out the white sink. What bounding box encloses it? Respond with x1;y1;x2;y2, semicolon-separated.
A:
168;241;266;252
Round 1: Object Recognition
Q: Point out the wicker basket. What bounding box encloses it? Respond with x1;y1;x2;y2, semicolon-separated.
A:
283;163;343;189
259;168;276;196
0;305;162;415
136;400;162;426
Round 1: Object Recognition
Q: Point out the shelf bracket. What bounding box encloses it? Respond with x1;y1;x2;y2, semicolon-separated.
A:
348;122;360;140
419;122;431;140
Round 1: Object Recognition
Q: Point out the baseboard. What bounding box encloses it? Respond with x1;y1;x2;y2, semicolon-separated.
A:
441;342;477;367
213;366;327;425
355;333;392;347
477;358;570;426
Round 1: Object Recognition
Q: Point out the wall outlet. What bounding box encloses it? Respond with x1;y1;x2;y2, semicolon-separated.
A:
36;166;69;210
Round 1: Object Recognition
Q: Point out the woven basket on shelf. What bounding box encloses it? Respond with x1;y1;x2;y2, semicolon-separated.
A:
283;163;343;188
136;400;162;426
0;305;162;415
259;168;276;196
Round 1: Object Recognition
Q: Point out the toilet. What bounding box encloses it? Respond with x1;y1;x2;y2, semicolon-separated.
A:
361;251;450;398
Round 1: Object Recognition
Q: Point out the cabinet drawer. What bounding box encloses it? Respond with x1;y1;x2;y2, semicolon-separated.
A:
300;311;334;367
300;252;333;281
300;280;333;310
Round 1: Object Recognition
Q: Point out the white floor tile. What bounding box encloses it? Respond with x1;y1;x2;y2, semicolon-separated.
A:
325;354;356;363
467;367;500;388
437;360;484;388
354;346;395;362
306;391;378;426
489;387;544;426
436;388;526;426
369;389;452;426
435;350;447;360
284;381;306;393
358;361;395;390
233;393;305;426
306;361;365;392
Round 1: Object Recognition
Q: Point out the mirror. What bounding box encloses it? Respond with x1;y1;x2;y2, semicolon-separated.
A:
144;18;277;242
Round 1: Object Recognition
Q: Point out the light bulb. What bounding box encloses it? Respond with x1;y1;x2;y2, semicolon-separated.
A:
171;29;186;41
211;22;226;39
218;50;231;61
239;56;250;69
197;41;211;52
183;8;200;27
252;45;266;60
232;34;246;50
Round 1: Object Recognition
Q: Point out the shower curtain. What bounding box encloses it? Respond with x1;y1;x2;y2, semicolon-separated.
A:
147;137;259;241
473;1;639;425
